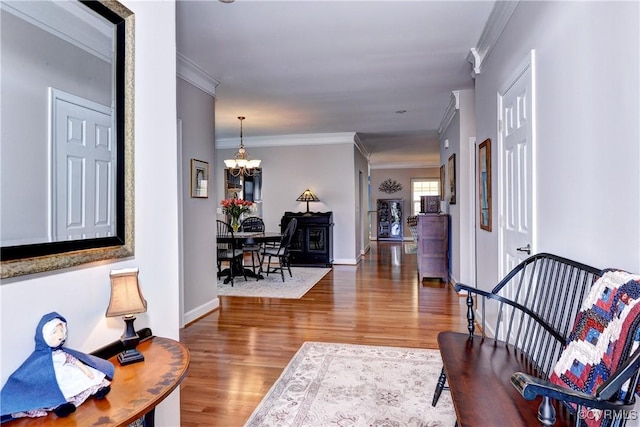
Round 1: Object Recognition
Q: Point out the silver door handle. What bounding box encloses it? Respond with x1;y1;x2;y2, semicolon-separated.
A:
516;244;531;255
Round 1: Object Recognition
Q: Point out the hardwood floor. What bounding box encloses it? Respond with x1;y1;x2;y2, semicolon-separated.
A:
179;241;469;426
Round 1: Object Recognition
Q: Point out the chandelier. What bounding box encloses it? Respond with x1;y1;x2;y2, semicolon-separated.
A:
224;116;261;177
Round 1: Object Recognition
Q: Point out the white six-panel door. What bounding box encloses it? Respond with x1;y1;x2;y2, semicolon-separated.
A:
499;52;535;275
497;52;535;341
50;88;114;241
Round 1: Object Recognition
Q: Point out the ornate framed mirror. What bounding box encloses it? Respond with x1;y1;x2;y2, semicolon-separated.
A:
0;0;134;278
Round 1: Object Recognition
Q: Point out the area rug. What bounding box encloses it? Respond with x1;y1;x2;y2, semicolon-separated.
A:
245;342;456;427
217;267;331;299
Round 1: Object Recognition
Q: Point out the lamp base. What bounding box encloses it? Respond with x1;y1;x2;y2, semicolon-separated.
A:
117;315;144;366
117;348;145;365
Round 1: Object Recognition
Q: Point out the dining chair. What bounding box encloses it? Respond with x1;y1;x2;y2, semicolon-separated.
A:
216;220;246;286
240;216;265;277
259;218;297;282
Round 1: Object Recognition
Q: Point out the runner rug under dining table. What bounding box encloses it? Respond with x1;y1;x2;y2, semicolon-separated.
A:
244;342;456;427
217;267;331;299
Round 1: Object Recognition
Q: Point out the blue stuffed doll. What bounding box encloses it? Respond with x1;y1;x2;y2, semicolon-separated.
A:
0;312;114;422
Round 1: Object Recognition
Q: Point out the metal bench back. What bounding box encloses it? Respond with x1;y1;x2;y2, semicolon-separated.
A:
484;253;601;380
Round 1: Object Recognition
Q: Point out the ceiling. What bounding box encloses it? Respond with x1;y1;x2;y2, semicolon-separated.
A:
176;0;496;168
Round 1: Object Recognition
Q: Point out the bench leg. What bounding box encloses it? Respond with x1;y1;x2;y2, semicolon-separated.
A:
538;396;556;426
466;291;475;337
432;367;447;406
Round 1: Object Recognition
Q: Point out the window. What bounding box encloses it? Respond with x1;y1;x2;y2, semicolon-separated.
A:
411;178;440;215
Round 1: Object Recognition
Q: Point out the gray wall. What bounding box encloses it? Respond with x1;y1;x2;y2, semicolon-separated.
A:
439;89;475;286
177;77;218;323
475;2;640;286
471;6;639;416
354;145;370;257
216;139;360;264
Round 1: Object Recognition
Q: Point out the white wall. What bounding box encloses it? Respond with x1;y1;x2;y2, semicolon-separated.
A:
177;77;219;324
0;1;182;424
474;1;640;288
216;137;360;264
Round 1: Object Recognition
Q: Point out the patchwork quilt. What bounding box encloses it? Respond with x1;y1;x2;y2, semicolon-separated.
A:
549;270;640;426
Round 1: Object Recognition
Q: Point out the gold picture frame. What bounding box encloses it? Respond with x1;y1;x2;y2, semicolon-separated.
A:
439;164;445;201
191;159;209;198
478;138;492;231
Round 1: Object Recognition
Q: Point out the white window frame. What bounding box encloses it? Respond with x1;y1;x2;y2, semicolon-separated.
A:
411;178;440;215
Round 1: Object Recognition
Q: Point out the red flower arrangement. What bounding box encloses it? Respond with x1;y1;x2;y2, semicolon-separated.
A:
221;198;253;217
221;198;253;230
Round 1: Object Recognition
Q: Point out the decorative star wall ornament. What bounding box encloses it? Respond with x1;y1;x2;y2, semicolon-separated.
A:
378;179;402;193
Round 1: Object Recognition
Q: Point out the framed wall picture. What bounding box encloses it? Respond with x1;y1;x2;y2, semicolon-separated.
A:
439;164;445;201
478;138;492;231
190;159;209;198
448;153;456;205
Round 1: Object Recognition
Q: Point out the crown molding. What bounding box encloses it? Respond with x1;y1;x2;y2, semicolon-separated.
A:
353;133;371;160
467;1;519;76
438;90;460;135
370;161;439;170
216;132;357;149
1;1;113;63
177;53;220;97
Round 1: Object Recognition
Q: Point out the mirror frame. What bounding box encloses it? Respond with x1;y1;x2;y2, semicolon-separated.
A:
1;0;135;279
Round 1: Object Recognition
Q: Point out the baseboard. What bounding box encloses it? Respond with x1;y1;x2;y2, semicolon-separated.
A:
333;258;359;265
184;298;220;326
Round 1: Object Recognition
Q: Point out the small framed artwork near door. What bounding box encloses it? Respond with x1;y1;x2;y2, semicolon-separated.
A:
191;159;209;198
448;153;456;205
478;138;492;231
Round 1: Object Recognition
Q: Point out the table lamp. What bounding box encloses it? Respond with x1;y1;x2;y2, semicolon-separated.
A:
106;267;147;365
296;189;320;214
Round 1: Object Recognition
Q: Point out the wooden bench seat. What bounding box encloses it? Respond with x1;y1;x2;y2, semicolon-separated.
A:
439;332;573;426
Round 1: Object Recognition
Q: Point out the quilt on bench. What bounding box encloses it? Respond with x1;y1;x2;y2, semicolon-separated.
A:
550;270;640;425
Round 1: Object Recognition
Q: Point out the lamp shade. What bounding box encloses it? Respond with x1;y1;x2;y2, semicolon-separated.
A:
296;189;320;203
106;268;147;317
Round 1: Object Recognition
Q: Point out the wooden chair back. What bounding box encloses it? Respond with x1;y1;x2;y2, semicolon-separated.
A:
476;253;601;380
240;216;265;232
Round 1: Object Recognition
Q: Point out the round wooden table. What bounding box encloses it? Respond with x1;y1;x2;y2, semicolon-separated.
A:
7;336;190;427
216;231;282;282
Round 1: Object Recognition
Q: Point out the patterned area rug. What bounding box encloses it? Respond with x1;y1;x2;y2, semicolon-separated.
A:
245;342;456;427
217;267;331;299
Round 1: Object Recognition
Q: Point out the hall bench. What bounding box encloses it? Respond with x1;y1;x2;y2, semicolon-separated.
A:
432;253;640;426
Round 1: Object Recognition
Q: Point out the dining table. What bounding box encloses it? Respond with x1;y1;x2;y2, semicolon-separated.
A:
216;231;282;283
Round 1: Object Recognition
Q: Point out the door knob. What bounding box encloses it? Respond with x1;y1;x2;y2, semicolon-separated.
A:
516;244;531;255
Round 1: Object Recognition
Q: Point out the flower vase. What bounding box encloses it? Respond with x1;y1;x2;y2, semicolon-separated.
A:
231;216;240;232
